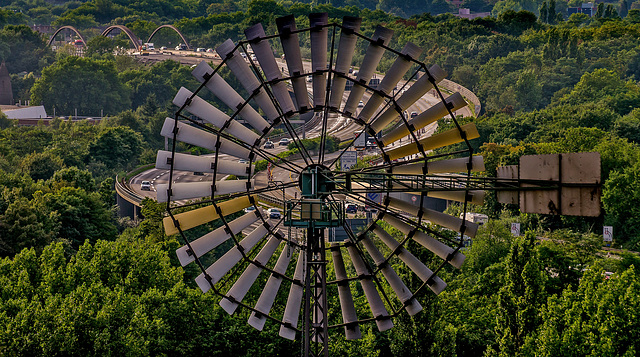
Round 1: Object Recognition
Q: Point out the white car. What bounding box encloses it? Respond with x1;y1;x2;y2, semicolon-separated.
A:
140;180;151;191
279;138;290;146
358;100;364;108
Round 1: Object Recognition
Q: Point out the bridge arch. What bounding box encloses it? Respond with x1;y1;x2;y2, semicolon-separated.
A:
47;26;87;47
147;25;191;50
102;25;142;49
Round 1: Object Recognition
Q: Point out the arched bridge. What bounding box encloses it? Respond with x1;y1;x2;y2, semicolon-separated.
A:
47;24;191;51
46;25;87;47
147;24;191;50
101;25;142;49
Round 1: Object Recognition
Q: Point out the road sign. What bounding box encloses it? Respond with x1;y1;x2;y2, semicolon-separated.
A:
367;192;381;204
511;223;520;236
341;150;357;170
411;195;417;202
353;130;366;147
603;226;613;242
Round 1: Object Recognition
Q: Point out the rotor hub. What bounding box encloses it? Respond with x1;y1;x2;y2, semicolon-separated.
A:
298;164;334;199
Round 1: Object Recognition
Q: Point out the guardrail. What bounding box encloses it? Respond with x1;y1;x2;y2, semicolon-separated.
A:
440;79;482;117
115;174;144;207
257;193;285;208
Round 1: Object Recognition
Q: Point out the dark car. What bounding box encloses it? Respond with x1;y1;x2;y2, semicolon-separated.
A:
345;203;358;214
267;208;281;219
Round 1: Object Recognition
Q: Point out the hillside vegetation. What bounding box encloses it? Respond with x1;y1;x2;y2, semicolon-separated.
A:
0;1;640;356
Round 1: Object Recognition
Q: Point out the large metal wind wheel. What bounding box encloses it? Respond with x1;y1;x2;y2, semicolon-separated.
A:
155;13;598;357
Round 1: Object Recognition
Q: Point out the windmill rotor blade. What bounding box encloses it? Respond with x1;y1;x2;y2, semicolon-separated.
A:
176;209;261;266
195;224;270;292
330;243;362;340
219;234;283;315
160;18;487;343
381;92;467;144
388;179;485;205
360;237;422;315
279;251;306;340
371;224;447;295
385;196;479;238
309;12;329;108
173;87;262;145
368;64;447;134
216;39;280;121
391;156;485;175
358;42;423;122
329;16;362;109
156;180;256;203
346;244;393;332
248;246;294;330
191;61;270;134
245;24;296;115
155;151;250;177
276;15;310;111
383;122;480;160
343;26;393;115
426;190;486;206
160;118;251;159
381;214;466;269
163;195;255;236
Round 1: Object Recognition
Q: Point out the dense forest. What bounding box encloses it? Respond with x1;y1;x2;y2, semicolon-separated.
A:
1;0;640;355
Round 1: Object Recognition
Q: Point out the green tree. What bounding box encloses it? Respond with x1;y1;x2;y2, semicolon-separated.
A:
536;265;640;356
603;162;640;249
548;0;557;24
493;232;546;356
0;25;55;74
0;239;298;355
539;1;548;23
20;151;64;182
30;56;131;117
595;2;605;18
0;196;59;257
85;35;128;57
40;187;117;248
87;126;143;171
51;166;96;192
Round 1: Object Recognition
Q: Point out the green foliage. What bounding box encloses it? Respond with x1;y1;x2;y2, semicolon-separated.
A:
20;151;64;181
40;186;117;248
494;232;546;356
30;56;131;116
288;135;341;153
463;219;513;273
85;35;129;57
0;25;55;75
603;162;640;250
537;265;640;356
87;126;143;172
